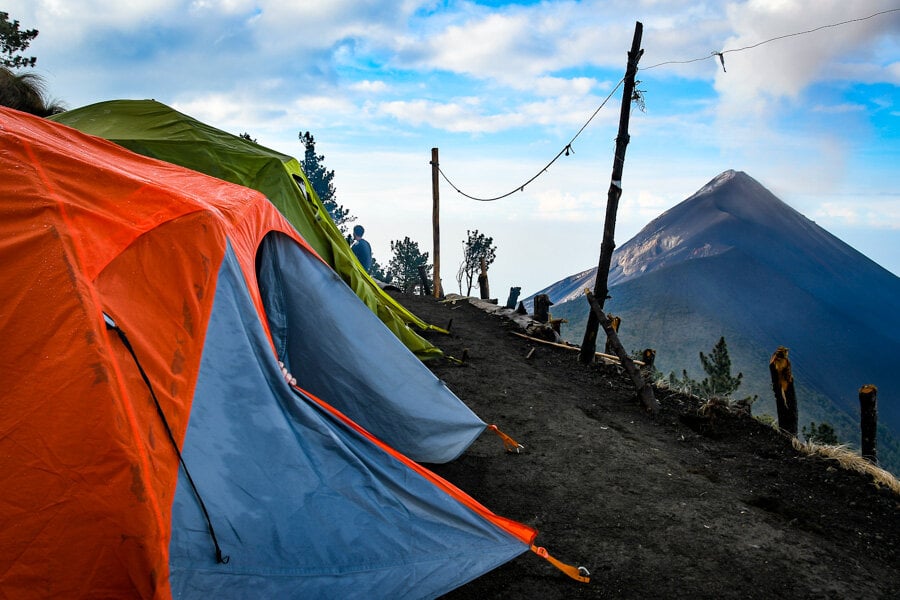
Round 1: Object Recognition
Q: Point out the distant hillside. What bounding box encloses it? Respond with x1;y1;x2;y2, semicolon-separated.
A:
529;171;900;472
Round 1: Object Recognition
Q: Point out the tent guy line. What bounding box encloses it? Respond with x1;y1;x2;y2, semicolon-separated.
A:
104;311;230;565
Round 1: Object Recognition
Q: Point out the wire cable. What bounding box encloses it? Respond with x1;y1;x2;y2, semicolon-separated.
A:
642;7;900;71
437;78;625;202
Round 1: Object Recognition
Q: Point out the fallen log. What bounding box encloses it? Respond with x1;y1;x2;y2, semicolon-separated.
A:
584;289;659;415
510;332;646;366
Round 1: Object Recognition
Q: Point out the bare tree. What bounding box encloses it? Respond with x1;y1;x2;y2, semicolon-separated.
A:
456;230;496;295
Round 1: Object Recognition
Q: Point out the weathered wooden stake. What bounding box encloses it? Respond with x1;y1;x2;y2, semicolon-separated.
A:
585;289;658;415
478;257;490;300
859;384;878;463
533;294;553;323
506;286;522;309
604;315;621;355
579;21;644;364
431;147;442;298
768;346;798;435
417;265;431;296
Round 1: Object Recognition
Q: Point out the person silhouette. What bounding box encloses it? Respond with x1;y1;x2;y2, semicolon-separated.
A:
350;224;372;273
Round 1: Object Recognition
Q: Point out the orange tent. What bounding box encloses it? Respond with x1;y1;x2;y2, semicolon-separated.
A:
0;108;586;598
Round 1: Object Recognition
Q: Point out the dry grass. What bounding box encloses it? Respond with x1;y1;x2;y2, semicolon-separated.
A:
653;378;900;496
791;438;900;496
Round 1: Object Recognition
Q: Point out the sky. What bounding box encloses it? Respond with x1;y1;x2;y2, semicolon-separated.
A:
9;0;900;296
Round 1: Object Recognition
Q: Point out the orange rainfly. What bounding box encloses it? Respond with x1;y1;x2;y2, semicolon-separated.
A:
0;110;299;597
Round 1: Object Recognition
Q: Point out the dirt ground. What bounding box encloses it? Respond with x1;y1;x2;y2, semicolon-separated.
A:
390;292;900;600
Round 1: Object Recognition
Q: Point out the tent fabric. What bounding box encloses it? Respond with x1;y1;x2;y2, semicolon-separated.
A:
50;99;444;360
256;231;483;463
46;102;486;464
0;107;533;598
169;247;528;598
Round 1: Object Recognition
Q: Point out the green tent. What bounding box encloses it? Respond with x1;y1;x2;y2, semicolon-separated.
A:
52;100;443;359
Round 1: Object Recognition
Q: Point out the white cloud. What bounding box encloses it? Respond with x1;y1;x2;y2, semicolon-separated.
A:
534;189;604;222
351;80;390;93
812;198;900;230
5;0;897;289
714;0;900;119
376;99;529;132
810;103;866;114
888;61;900;82
190;0;257;15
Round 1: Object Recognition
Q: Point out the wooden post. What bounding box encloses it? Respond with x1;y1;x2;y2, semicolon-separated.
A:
859;384;878;463
604;315;621;355
533;294;553;323
505;286;521;309
585;289;658;415
768;346;798;435
417;265;431;296
431;148;442;298
478;257;490;300
579;21;644;365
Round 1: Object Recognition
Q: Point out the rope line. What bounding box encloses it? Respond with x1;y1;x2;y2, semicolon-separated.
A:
437;78;624;202
439;7;899;201
642;7;900;70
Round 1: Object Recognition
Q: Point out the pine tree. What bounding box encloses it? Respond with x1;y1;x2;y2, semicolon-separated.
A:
802;422;839;445
370;256;390;283
298;131;354;233
1;11;39;69
388;237;430;293
697;336;743;398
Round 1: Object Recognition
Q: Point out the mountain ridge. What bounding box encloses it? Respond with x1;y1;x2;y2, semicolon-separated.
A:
528;170;900;472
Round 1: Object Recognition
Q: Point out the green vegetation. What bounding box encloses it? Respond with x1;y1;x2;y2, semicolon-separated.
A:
298;131;354;234
666;336;754;405
755;414;777;428
456;229;497;295
1;11;38;69
0;12;64;116
388;237;430;293
803;421;839;446
297;131;394;277
370;256;390;283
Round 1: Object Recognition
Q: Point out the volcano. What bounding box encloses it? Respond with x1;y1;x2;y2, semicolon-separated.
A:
531;170;900;471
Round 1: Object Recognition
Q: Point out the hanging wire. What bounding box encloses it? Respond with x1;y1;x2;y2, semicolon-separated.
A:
440;7;900;201
437;77;625;202
642;7;900;71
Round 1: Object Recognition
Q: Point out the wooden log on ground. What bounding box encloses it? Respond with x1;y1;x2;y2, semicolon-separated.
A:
510;331;645;366
769;346;798;435
859;384;878;464
584;289;658;415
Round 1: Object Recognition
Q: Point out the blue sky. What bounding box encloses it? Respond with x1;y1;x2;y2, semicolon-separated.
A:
10;0;900;295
